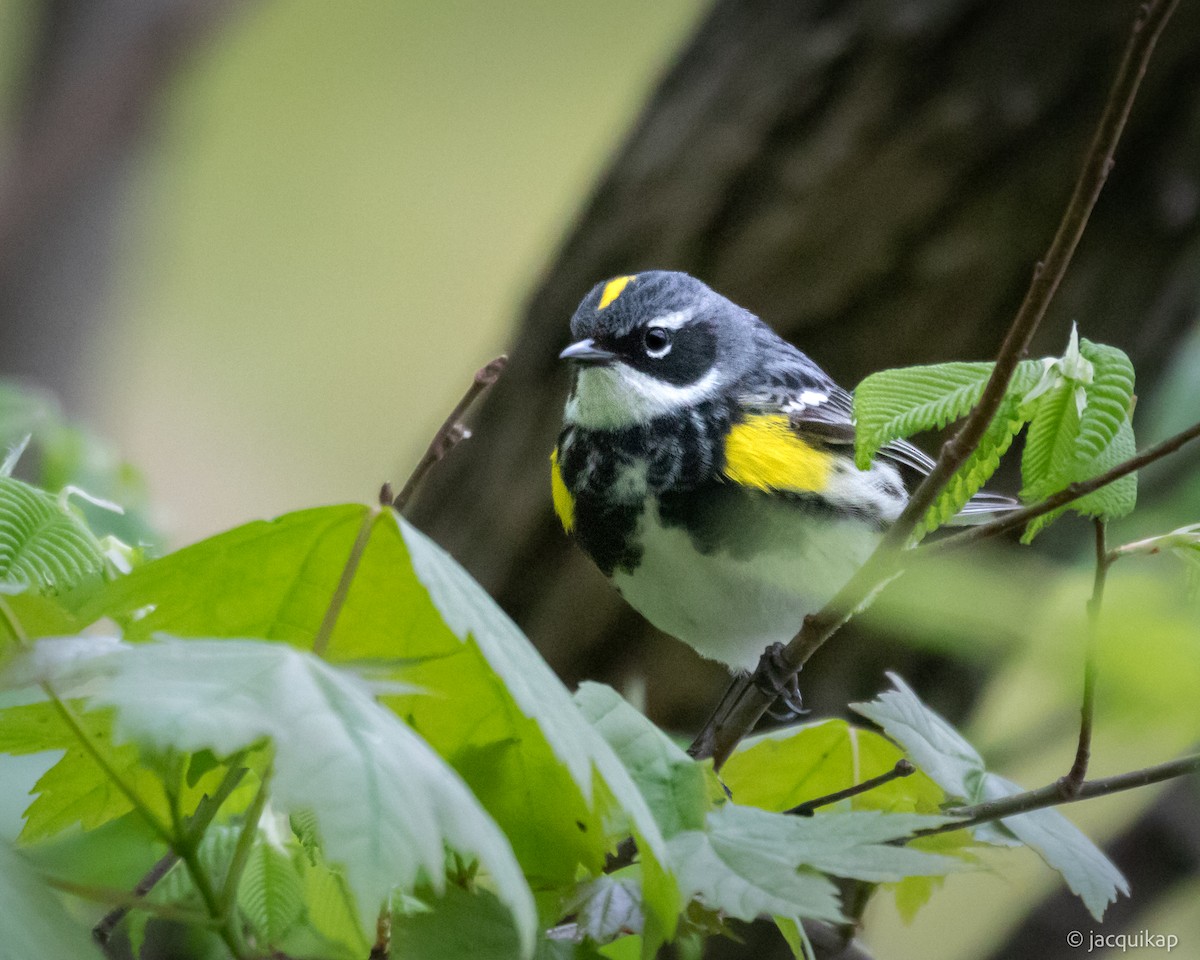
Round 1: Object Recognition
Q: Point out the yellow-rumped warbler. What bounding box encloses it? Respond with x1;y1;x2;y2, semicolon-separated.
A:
551;271;1013;674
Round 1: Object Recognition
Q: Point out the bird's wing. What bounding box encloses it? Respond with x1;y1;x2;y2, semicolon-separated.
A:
733;380;1017;520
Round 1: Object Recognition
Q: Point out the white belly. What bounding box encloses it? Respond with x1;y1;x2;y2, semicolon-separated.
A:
612;497;881;672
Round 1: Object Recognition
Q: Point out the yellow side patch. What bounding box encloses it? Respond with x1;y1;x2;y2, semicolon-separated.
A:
598;274;636;310
723;414;833;494
550;447;575;532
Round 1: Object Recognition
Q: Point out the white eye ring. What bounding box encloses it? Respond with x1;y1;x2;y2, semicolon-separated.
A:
643;326;672;359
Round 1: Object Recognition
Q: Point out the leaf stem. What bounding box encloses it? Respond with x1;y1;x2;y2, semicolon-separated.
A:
1059;520;1111;796
689;0;1180;770
94;760;250;945
45;690;176;845
786;760;915;817
911;753;1200;840
312;506;378;658
219;766;272;919
391;355;507;512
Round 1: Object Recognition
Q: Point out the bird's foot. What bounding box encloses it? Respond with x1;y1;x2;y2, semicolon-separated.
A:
753;642;807;720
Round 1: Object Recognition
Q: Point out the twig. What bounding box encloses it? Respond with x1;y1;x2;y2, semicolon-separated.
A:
1059;521;1111;796
390;356;507;511
925;418;1200;554
53;878;222;928
690;0;1180;770
910;753;1200;840
94;762;249;945
312;507;378;658
786;760;915;817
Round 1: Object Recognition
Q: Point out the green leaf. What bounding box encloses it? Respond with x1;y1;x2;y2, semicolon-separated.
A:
666;825;840;926
1020;373;1082;504
0;477;108;594
1022;417;1137;542
67;638;536;954
923;391;1027;534
77;505;672;923
574;682;712;837
1075;340;1135;466
850;674;986;802
0;838;101;960
238;838;305;946
392;884;525;960
977;774;1128;921
299;848;370;958
853;363;998;469
722;719;945;815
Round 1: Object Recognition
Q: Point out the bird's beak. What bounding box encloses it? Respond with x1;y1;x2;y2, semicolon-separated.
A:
559;338;616;365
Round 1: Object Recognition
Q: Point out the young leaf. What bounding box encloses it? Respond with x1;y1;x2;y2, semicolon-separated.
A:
0;477;108;594
853;363;998;469
1020;373;1082;504
0;839;100;960
238;838;305;946
51;638;536;954
923;391;1027;534
977;774;1128;921
391;884;526;960
1074;340;1135;466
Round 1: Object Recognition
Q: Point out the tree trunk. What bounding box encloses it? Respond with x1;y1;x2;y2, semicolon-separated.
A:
408;1;1200;955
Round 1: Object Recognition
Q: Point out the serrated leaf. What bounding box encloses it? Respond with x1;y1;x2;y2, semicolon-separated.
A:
924;393;1026;534
666;825;841;925
853;363;998;469
0;476;107;594
574;683;711;837
300;850;369;957
850;673;985;802
239;839;305;945
45;638;535;955
978;773;1127;921
1022;417;1137;542
1021;377;1081;503
722;719;945;815
1075;340;1135;466
0;838;101;960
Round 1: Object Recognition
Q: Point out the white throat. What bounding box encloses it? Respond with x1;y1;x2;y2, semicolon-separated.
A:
564;364;722;429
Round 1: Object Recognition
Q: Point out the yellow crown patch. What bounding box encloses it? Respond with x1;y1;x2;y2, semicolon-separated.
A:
598;275;636;310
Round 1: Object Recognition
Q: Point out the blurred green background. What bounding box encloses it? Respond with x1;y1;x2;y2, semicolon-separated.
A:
4;0;701;542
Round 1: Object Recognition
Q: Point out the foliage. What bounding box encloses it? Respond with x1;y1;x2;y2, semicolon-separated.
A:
0;345;1193;960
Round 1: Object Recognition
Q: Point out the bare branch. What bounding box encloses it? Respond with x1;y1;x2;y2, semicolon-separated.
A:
786;760;915;817
911;753;1200;840
391;356;507;512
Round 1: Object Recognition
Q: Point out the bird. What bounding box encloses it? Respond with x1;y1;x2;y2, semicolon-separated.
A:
550;270;1013;681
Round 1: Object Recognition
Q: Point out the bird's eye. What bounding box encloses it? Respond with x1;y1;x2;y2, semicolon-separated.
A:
643;326;672;358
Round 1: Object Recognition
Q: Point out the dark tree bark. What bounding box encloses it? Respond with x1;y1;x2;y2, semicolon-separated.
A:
410;0;1200;716
407;0;1200;956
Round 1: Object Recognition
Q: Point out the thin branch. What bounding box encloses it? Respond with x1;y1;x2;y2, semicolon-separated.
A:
1060;521;1111;796
690;0;1180;770
51;878;222;928
312;506;378;658
926;418;1200;554
911;753;1200;840
391;355;507;511
786;760;915;817
94;762;248;946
